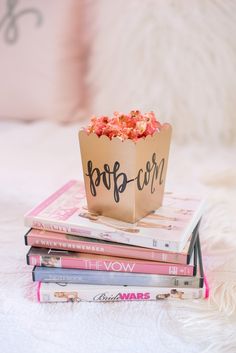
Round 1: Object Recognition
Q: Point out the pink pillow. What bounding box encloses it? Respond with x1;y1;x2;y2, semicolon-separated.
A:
0;0;86;122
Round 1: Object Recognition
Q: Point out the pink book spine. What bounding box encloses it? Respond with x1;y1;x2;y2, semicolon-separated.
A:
28;253;194;276
204;276;210;299
37;282;41;302
26;231;187;264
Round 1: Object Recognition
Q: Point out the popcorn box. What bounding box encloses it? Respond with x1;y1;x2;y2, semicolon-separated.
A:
79;124;172;223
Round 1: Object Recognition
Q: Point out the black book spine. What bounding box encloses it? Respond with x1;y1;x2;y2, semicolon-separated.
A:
24;228;32;246
187;219;201;264
26;248;31;265
32;266;36;281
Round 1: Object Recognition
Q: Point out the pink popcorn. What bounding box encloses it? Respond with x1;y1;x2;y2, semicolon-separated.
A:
85;110;163;141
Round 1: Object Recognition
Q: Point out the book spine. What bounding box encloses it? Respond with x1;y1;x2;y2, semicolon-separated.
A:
38;282;206;303
25;217;180;251
26;233;187;264
32;267;201;288
27;253;194;276
24;229;31;246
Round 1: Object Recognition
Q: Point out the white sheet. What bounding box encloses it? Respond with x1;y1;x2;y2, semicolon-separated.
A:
0;121;236;353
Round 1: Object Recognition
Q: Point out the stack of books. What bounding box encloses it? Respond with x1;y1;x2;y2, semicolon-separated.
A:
24;180;208;303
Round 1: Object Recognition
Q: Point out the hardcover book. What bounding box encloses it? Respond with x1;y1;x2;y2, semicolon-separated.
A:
24;222;199;265
38;281;208;303
24;180;205;252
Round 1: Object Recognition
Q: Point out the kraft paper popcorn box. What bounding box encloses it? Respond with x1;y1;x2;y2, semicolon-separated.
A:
79;112;172;223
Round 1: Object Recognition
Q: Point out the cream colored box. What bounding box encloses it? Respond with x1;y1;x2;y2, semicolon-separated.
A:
79;124;172;223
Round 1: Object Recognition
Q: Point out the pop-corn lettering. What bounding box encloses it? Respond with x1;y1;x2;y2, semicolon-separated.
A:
86;153;165;202
86;160;132;202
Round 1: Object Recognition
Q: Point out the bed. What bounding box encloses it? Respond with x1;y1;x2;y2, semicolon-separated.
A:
0;120;236;353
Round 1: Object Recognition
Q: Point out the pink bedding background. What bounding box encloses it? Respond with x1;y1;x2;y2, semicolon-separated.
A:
0;0;88;122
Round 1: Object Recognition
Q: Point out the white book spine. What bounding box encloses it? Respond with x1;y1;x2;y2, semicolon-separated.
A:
38;282;206;303
25;216;179;251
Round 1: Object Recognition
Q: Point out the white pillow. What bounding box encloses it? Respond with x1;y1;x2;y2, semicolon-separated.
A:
87;0;236;143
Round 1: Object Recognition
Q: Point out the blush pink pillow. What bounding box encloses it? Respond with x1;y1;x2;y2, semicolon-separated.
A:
0;0;86;122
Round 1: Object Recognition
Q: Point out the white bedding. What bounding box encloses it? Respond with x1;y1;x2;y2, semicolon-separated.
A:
0;121;236;353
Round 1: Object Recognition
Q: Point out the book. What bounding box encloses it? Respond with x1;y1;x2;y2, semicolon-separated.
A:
32;235;204;288
32;265;204;288
24;221;199;265
24;180;205;252
38;282;208;303
27;247;195;276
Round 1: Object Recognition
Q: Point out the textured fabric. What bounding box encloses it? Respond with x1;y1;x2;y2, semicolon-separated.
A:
86;0;236;144
0;121;236;353
0;0;87;122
